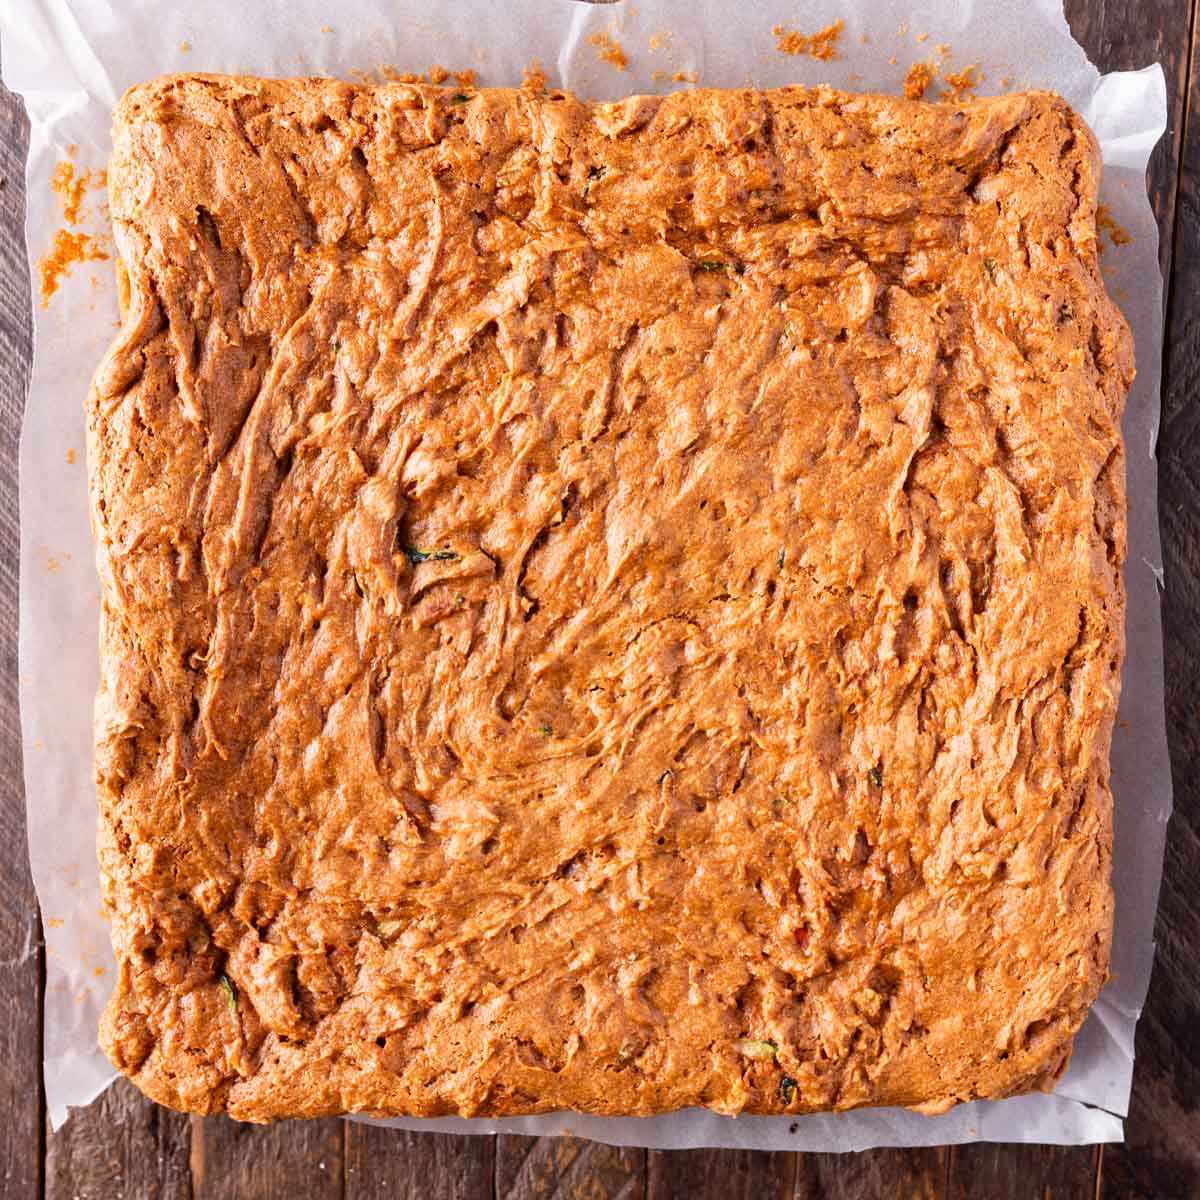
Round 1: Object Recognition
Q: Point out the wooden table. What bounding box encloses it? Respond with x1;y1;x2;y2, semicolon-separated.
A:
2;2;1197;1195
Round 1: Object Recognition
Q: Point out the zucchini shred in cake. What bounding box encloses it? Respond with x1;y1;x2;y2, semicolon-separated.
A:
88;75;1132;1121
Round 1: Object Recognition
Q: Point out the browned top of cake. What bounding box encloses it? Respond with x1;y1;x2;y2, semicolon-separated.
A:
88;74;1131;1122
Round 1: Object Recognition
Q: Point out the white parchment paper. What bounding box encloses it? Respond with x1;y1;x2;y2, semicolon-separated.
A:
1;0;1169;1145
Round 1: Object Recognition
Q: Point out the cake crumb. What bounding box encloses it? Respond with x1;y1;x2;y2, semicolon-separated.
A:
589;32;629;71
859;33;869;44
178;40;190;53
941;64;982;102
428;64;449;85
320;24;333;33
915;31;929;42
1096;203;1132;248
379;66;422;83
93;965;105;977
51;161;90;225
66;447;76;465
888;54;898;66
455;69;477;87
522;60;546;90
999;75;1012;88
773;18;843;60
47;916;64;928
936;43;951;56
671;70;698;84
648;30;672;52
37;229;107;306
903;61;935;100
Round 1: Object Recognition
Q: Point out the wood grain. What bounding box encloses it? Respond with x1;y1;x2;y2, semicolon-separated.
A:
0;81;41;1200
190;1115;342;1200
947;1145;1100;1200
344;1125;492;1199
496;1135;643;1200
794;1149;948;1198
44;1079;190;1200
647;1149;795;1200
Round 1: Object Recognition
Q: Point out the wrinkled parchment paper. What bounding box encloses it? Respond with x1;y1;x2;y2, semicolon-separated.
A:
1;0;1169;1146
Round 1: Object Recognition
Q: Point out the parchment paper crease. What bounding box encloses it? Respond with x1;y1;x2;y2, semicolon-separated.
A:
0;0;1169;1146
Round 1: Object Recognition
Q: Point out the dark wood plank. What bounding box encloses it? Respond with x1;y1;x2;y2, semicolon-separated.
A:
45;1077;191;1200
1064;0;1196;285
647;1148;794;1200
948;1144;1100;1200
1100;0;1200;1195
344;1124;492;1200
190;1115;343;1200
0;79;42;1200
794;1149;948;1199
496;1134;643;1199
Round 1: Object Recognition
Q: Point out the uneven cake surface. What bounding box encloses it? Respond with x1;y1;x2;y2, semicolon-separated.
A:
89;74;1132;1121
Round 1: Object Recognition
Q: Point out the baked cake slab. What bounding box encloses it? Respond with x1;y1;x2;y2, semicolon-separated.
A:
88;75;1132;1121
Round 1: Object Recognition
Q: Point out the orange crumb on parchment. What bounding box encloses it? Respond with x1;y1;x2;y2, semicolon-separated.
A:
522;60;547;90
1096;203;1132;247
379;66;422;83
773;18;843;60
93;966;105;977
46;916;64;928
37;229;107;307
50;161;90;225
671;70;697;83
936;43;951;56
428;64;449;84
66;447;76;465
178;40;190;52
320;24;333;33
589;32;628;70
903;61;935;100
454;69;477;87
941;64;983;102
888;54;898;66
648;30;672;52
915;31;929;42
999;75;1012;87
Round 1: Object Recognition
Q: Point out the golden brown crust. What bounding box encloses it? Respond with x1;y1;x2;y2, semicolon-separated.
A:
88;74;1132;1122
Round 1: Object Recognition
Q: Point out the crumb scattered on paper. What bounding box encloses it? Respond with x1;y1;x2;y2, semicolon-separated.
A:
1097;203;1132;248
672;69;697;83
941;64;983;102
904;61;935;99
999;75;1013;87
936;43;951;56
589;32;628;71
37;230;107;307
648;30;672;52
46;916;64;928
888;54;898;66
915;31;929;42
66;448;76;465
320;24;333;33
178;40;190;53
772;18;843;59
522;60;546;90
428;64;449;84
454;69;477;87
50;161;92;225
379;66;422;83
